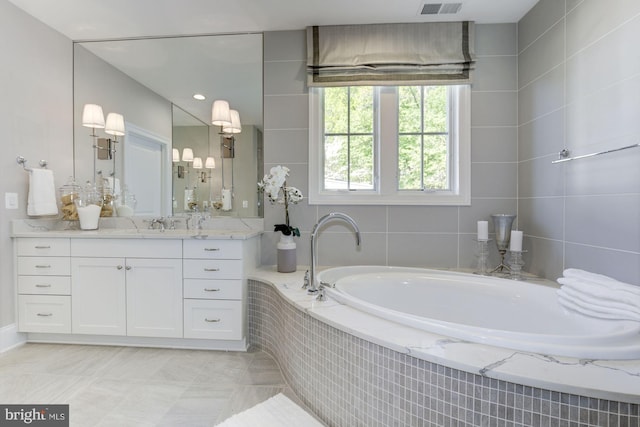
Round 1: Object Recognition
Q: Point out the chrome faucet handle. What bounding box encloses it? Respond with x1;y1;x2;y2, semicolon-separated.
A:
167;217;180;230
316;281;334;301
302;270;310;289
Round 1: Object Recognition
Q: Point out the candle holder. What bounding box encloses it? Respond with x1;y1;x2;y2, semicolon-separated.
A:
490;214;516;275
474;239;491;275
508;250;527;281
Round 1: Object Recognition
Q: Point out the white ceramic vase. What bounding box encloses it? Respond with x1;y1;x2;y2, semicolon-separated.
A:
277;234;297;273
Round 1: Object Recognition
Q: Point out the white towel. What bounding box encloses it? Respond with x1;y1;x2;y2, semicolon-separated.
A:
557;290;640;322
557;287;640;317
27;168;58;216
563;268;640;297
216;393;323;427
557;277;640;307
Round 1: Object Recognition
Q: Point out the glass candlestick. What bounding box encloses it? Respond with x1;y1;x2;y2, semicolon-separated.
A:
508;250;526;281
474;239;491;275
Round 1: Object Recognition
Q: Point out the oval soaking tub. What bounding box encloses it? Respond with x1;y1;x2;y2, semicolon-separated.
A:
317;266;640;359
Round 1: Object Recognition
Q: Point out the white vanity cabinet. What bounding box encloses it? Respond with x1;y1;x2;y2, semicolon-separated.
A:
183;240;246;340
14;230;259;351
16;238;71;333
71;239;183;338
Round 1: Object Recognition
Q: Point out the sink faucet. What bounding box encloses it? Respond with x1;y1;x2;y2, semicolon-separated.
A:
147;217;166;231
307;212;361;294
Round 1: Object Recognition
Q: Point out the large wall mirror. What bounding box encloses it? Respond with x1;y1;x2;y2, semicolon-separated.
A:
73;33;263;218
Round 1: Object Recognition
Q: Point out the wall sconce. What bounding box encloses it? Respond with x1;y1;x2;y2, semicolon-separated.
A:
182;148;194;162
192;157;203;169
82;103;105;183
211;100;231;128
172;148;180;162
82;104;125;185
205;157;216;169
223;110;242;135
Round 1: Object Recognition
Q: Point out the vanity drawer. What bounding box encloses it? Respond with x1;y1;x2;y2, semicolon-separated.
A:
18;276;71;295
183;279;243;300
18;295;71;333
183;299;242;340
183;259;242;280
183;240;242;259
17;257;70;276
16;238;70;257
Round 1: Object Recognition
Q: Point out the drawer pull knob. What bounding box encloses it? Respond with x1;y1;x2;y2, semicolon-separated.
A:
37;313;53;317
125;266;132;271
204;268;220;272
35;265;51;269
204;248;220;252
35;284;52;288
117;265;123;270
204;288;221;292
204;318;221;323
34;245;51;249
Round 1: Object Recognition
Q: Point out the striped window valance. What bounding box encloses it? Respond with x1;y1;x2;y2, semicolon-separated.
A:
306;21;475;87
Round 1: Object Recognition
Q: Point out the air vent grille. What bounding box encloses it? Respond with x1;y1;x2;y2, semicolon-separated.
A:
420;3;463;15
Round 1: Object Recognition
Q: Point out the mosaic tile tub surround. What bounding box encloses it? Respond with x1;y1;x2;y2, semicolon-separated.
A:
248;277;640;426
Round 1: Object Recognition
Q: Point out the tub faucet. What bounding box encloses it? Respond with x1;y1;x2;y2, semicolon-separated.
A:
308;212;361;295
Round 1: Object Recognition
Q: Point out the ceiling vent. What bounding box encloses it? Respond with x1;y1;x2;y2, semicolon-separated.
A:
420;3;463;15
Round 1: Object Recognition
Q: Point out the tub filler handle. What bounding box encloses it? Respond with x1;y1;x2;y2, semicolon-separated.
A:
317;281;335;302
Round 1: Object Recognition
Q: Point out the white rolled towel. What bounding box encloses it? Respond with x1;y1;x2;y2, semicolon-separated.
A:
27;168;58;216
563;268;640;297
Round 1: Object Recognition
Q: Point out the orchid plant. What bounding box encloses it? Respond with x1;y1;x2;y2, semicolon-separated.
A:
258;165;303;237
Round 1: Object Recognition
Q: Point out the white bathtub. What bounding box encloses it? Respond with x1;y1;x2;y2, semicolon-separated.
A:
318;266;640;359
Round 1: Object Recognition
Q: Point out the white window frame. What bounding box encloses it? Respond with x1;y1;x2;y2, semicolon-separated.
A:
309;85;471;206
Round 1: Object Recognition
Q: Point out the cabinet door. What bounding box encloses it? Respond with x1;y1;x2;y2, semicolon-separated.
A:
126;258;183;338
71;258;126;335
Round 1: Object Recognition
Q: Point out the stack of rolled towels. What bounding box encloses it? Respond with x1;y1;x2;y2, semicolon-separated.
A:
557;269;640;322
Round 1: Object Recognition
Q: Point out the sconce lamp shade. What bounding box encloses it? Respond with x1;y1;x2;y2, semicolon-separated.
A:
105;113;126;136
172;148;180;162
182;148;194;162
211;100;231;126
82;104;105;128
223;109;242;134
192;157;203;169
205;157;216;169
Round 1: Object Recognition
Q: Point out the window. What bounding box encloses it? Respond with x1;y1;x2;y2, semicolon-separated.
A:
309;85;470;205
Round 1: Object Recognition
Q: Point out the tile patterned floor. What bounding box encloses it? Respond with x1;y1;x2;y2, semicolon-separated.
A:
0;343;293;426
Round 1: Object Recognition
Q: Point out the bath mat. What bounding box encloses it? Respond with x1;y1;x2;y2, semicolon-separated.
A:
216;393;324;427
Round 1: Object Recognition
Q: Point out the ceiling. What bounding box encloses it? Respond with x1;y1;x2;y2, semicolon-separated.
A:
8;0;539;40
9;0;539;127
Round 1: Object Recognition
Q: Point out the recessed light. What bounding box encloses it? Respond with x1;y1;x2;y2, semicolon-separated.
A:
193;93;206;100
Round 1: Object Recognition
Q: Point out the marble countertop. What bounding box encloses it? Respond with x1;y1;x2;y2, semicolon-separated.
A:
249;267;640;405
11;218;263;240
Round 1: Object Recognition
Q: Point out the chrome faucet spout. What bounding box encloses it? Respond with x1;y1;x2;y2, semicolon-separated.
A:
309;212;361;294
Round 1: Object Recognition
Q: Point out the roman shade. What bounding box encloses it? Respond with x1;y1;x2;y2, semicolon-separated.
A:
307;21;475;86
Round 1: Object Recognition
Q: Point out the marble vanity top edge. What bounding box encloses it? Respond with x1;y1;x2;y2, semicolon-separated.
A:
249;266;640;405
11;219;263;240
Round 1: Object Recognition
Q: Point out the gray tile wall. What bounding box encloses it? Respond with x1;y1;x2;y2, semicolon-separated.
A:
518;0;640;284
248;279;640;426
262;26;518;271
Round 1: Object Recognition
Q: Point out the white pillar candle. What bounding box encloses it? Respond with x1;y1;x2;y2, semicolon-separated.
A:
510;230;523;252
477;220;489;241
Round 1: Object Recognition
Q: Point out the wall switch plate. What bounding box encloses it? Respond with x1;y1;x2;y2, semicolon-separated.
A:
242;200;248;208
5;192;18;209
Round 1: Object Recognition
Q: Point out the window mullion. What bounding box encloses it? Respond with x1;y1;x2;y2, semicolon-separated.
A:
378;86;397;196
